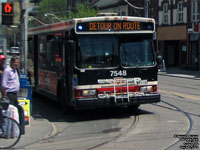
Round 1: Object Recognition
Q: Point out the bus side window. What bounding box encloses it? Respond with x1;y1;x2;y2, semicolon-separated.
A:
47;36;63;70
39;36;47;68
54;37;62;68
47;40;53;67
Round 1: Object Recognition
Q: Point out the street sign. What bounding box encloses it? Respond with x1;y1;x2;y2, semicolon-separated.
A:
18;99;30;126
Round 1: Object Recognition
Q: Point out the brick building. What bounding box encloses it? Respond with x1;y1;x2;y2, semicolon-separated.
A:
157;0;200;71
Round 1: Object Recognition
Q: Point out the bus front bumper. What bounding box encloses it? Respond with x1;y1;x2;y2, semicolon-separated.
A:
75;93;160;109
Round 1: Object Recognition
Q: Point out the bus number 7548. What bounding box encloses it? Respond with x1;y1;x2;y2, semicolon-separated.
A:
110;70;127;77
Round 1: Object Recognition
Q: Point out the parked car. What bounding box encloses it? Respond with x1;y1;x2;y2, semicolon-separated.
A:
10;47;20;54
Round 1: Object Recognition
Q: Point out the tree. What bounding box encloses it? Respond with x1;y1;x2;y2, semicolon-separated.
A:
38;0;67;20
37;0;97;23
70;2;97;19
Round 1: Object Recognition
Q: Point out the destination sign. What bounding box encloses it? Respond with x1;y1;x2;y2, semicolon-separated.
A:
76;21;154;32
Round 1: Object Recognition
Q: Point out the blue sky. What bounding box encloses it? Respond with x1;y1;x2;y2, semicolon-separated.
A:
1;0;7;2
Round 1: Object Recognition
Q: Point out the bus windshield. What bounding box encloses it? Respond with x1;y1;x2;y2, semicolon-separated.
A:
76;34;155;69
120;38;155;67
76;35;119;68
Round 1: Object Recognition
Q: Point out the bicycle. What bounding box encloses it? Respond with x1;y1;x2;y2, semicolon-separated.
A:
0;97;21;149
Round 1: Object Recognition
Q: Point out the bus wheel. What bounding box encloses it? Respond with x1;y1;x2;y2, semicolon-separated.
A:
58;85;67;111
58;85;73;114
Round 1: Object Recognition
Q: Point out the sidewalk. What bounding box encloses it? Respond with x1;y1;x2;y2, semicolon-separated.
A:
15;114;54;149
158;67;200;80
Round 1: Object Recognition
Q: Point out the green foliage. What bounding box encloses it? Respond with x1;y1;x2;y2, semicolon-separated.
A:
39;0;67;18
38;0;97;21
71;3;97;19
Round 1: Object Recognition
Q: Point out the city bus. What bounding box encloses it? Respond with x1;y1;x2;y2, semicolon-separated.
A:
28;15;160;111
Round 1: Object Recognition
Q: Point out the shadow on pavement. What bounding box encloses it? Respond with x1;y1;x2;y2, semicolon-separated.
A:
31;94;154;123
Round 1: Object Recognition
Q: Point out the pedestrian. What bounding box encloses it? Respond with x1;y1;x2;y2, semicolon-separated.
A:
0;54;6;123
1;56;20;105
1;56;25;134
156;51;163;71
0;55;6;97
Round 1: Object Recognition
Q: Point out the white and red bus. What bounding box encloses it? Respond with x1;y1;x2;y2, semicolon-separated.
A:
28;15;160;111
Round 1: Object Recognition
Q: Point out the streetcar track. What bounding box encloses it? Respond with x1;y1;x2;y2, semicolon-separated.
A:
18;108;139;149
23;101;193;150
18;95;194;150
159;81;200;97
86;115;139;150
159;87;200;98
85;99;193;150
23;113;139;150
158;100;193;150
161;92;200;106
40;122;74;144
158;95;200;118
159;81;200;91
159;88;200;101
17;122;74;149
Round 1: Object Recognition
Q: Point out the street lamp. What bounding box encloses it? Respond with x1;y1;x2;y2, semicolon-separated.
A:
44;13;63;22
29;16;48;25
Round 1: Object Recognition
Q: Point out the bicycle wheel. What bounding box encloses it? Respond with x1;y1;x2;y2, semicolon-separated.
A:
0;116;21;149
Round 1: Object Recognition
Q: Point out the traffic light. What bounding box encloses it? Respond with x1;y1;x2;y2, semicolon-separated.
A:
1;3;14;25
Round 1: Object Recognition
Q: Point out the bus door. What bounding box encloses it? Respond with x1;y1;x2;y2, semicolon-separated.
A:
65;40;75;103
34;35;39;90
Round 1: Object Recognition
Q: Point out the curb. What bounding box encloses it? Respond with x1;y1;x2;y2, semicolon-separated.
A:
158;72;200;80
16;115;55;149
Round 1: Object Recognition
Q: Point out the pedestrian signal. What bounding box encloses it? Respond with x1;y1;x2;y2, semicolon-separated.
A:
1;3;14;25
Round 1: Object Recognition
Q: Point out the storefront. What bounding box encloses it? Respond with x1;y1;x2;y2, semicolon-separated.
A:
157;25;188;68
189;34;199;70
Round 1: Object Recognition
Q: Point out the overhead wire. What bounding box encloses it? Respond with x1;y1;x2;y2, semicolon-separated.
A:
123;0;144;17
124;0;144;10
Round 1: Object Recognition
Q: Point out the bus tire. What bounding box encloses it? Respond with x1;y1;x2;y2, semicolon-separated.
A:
58;84;72;114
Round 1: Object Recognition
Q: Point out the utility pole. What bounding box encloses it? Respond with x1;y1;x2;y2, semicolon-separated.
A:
144;0;149;17
20;0;28;73
0;2;7;57
0;1;2;25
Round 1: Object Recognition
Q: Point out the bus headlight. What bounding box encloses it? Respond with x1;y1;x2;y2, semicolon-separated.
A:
82;89;97;96
140;86;153;93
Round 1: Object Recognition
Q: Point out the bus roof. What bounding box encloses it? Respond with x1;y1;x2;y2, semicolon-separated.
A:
74;16;155;23
28;16;155;35
28;20;74;35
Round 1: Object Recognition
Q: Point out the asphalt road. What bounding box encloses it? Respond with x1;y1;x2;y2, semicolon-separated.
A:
13;75;200;150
